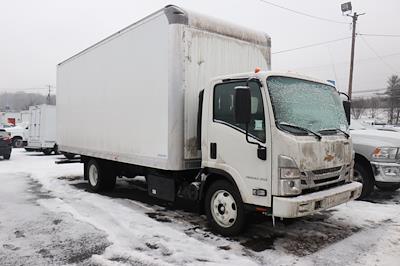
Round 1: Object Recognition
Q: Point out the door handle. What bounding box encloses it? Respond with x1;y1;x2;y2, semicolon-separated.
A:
210;143;217;159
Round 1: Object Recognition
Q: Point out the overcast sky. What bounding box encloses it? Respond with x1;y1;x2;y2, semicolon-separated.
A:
0;0;399;97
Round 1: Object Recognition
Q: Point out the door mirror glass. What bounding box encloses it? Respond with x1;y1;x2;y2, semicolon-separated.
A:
234;86;251;124
343;100;351;125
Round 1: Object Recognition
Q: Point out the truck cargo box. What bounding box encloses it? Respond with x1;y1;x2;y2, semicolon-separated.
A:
27;104;57;150
57;5;271;170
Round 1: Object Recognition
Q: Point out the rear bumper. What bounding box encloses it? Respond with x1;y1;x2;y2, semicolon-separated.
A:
272;182;362;218
371;162;400;183
0;146;12;155
27;140;55;149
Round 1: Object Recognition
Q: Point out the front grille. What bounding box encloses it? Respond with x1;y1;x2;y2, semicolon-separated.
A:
312;166;342;175
301;165;349;190
314;175;340;184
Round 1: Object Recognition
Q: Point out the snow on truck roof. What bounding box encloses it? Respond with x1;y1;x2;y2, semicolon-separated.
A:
212;71;336;87
58;5;271;66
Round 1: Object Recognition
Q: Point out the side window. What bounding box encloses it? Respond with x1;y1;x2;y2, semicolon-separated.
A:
213;81;266;142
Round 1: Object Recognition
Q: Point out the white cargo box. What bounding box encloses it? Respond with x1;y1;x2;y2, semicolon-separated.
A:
57;5;270;170
27;105;57;149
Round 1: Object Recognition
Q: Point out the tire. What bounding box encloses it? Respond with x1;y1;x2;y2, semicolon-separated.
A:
53;145;60;155
12;138;23;148
64;153;76;160
25;148;34;152
43;149;52;155
85;159;116;192
353;162;374;198
204;180;246;236
376;182;400;192
3;154;10;160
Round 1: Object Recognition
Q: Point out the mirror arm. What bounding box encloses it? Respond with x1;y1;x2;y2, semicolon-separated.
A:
245;123;258;146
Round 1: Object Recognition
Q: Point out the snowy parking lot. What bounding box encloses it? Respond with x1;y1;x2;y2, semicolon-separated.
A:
0;149;399;266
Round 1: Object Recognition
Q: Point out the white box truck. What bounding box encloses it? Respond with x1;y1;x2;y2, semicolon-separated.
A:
57;5;362;235
26;104;58;155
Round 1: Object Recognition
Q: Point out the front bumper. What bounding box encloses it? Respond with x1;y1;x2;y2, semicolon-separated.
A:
371;161;400;183
0;146;12;156
272;182;362;218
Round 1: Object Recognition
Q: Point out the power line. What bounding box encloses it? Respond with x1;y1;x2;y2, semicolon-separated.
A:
358;33;400;38
359;35;398;73
293;51;400;71
259;0;349;24
272;37;351;55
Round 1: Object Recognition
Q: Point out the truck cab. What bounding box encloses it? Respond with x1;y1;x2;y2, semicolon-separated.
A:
200;71;362;234
350;120;400;197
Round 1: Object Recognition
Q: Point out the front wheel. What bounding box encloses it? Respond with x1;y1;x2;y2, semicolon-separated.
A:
353;162;374;198
3;154;10;160
204;180;246;236
85;159;116;192
12;138;24;148
376;182;400;192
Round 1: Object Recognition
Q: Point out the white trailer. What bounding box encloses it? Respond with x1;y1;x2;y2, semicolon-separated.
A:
57;5;362;236
26;105;58;155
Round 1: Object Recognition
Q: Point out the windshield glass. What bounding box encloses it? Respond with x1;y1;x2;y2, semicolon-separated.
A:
266;76;348;134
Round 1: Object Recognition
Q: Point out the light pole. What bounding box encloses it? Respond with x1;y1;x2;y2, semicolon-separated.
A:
341;2;365;100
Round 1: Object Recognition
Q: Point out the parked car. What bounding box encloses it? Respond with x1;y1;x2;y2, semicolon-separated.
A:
4;122;29;148
350;120;400;197
0;129;12;160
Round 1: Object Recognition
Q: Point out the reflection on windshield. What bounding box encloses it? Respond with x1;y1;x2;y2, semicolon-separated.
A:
266;76;348;134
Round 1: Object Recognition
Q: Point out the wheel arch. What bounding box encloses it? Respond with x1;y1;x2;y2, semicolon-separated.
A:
354;153;375;181
199;168;243;213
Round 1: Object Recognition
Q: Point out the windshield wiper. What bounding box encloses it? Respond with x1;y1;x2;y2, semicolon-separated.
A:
318;128;350;139
278;122;322;141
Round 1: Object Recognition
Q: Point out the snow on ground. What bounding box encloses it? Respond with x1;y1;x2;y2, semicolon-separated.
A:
0;149;400;265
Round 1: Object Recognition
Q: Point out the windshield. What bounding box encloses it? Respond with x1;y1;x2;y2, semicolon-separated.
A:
266;76;348;134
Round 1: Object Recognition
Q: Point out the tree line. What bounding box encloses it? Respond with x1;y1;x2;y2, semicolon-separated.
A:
351;74;400;124
0;92;56;112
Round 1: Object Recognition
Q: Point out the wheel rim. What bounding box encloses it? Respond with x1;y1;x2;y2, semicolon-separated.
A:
88;164;98;187
353;169;363;183
210;190;237;228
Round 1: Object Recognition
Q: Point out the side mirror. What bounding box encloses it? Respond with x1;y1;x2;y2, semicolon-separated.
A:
234;86;251;124
343;100;351;125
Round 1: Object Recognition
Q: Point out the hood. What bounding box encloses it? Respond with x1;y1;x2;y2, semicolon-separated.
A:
275;133;352;171
351;129;400;147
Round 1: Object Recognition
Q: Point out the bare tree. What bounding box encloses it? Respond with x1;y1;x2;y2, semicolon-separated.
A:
351;98;367;119
385;75;400;124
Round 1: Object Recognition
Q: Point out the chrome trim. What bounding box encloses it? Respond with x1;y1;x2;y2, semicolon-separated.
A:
300;165;350;189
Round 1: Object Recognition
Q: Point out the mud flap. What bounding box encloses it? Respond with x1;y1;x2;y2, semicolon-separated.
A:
147;174;175;201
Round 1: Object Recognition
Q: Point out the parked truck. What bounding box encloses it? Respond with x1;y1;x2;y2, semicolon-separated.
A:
350;120;400;197
26;105;58;155
57;5;362;235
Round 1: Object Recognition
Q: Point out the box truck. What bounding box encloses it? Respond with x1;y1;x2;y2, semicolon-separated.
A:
26;105;58;155
57;5;362;235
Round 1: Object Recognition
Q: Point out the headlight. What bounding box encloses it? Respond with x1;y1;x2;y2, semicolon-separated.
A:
278;155;301;195
372;147;399;162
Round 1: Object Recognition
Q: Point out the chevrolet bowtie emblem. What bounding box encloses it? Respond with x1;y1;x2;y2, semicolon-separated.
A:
324;154;335;162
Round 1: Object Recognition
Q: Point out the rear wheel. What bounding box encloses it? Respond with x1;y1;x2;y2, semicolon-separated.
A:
3;154;10;160
85;159;116;192
43;149;52;155
376;182;400;192
205;180;245;236
353;162;374;198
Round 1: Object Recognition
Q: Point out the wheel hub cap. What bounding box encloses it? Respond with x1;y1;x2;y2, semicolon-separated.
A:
211;190;237;228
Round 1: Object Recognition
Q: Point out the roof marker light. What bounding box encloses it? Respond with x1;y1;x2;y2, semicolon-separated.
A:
255;67;261;73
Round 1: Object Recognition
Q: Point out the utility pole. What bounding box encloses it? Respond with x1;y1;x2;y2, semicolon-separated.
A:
347;12;364;100
47;85;51;104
